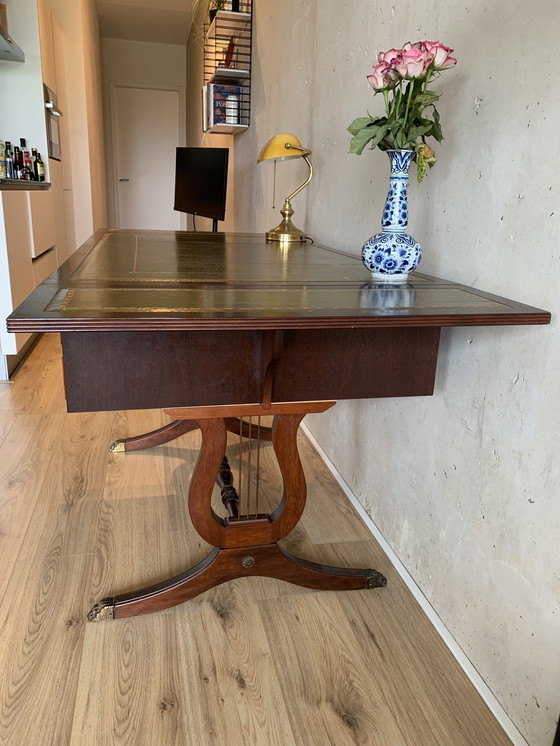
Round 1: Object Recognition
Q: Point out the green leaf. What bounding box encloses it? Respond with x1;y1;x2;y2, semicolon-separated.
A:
349;121;392;155
395;129;407;149
367;123;391;150
406;123;433;142
431;108;444;142
378;127;397;150
347;117;374;136
349;126;379;155
415;90;441;106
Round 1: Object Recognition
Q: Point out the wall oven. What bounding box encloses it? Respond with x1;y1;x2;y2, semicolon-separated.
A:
43;84;62;161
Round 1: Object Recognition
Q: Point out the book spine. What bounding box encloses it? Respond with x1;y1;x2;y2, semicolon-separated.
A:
207;84;214;127
202;85;208;131
211;85;242;125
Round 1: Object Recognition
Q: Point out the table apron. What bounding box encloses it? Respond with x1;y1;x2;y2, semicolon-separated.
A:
61;326;441;412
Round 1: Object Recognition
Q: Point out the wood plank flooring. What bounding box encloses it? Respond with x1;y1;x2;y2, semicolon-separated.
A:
0;334;513;745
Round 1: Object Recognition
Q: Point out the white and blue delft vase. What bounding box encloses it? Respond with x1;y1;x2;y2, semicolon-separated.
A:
361;150;422;281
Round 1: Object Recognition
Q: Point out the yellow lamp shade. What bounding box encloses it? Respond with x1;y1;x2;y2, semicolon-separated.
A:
257;133;311;163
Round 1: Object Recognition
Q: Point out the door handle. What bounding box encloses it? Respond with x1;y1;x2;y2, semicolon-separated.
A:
118;178;129;182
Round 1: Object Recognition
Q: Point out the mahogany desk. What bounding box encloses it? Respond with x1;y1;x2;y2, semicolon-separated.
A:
7;230;550;621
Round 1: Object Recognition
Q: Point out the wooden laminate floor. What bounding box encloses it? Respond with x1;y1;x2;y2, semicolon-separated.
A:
0;334;512;746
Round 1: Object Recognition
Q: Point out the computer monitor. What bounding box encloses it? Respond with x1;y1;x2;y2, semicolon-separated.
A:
174;147;229;228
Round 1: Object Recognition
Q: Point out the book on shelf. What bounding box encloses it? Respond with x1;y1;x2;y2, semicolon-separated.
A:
207;83;243;127
202;85;208;131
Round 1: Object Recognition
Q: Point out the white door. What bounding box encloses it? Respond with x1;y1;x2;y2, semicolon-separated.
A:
113;86;182;230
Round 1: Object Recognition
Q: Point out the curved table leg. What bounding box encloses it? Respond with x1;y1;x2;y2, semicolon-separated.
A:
109;419;199;452
109;416;273;453
88;544;387;620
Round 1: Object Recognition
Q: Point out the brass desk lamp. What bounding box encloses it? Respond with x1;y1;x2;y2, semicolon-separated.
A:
257;133;312;243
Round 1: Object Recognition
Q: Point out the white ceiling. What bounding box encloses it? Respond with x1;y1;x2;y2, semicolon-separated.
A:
96;0;194;45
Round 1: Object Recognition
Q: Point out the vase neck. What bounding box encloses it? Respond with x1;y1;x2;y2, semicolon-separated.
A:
381;151;412;232
387;150;414;179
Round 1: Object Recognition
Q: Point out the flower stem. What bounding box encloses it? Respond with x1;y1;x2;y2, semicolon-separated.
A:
424;67;433;89
382;88;389;118
402;80;415;140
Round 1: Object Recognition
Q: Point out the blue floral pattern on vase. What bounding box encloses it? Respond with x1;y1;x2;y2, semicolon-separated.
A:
362;150;422;280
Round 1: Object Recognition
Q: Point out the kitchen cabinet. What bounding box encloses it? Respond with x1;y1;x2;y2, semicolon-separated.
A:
27;188;56;258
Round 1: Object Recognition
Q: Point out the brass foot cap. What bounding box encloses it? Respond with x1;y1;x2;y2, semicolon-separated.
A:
365;570;388;589
109;440;126;453
87;599;115;622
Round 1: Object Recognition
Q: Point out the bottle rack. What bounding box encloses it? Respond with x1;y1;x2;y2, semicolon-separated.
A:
203;0;252;134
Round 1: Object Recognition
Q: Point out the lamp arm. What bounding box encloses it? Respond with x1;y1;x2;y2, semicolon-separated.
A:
286;155;313;203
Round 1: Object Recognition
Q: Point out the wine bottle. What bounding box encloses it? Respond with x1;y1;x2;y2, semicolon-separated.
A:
5;141;14;179
31;147;38;180
20;138;32;171
36;152;45;182
13;145;23;179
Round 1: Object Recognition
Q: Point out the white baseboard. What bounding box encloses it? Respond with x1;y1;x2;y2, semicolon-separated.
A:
301;422;528;746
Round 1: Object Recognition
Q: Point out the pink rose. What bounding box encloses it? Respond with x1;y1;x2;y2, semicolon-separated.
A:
377;48;402;65
421;41;457;69
394;48;430;78
367;62;399;91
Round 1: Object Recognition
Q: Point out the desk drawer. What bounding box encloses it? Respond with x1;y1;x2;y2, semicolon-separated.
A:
61;327;440;413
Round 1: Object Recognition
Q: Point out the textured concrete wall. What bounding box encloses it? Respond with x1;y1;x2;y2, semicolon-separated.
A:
231;0;318;234
233;1;560;743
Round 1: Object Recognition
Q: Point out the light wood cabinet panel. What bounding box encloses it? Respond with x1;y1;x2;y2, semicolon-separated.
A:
0;191;34;356
2;191;34;307
51;19;72;190
64;188;76;254
49;159;67;261
32;246;57;286
27;188;56;258
37;0;56;91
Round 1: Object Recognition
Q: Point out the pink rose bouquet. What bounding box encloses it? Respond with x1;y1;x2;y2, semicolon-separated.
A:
348;41;457;181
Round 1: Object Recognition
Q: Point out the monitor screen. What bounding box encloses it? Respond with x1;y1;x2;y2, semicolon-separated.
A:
174;147;229;222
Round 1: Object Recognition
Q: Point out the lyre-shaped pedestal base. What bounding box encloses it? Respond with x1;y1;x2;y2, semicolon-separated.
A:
88;544;387;620
90;401;387;621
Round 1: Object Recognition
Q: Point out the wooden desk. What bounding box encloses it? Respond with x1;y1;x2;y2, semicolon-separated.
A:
7;230;550;620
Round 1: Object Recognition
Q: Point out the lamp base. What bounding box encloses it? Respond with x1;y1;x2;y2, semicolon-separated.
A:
266;222;307;243
265;198;308;243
